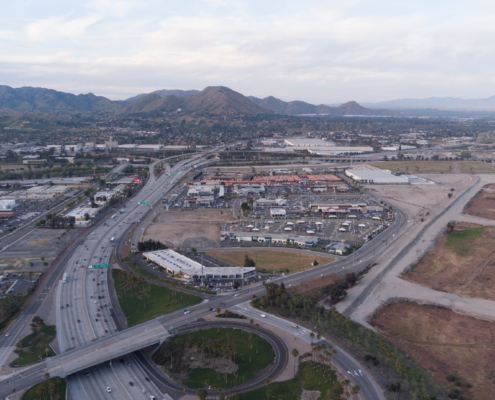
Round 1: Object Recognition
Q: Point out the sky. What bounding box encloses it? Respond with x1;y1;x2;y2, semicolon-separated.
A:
1;0;495;103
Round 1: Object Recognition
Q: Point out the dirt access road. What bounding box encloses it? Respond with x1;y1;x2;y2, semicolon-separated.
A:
337;173;495;329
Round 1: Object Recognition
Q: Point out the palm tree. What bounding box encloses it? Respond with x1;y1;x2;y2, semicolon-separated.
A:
291;348;299;376
196;388;208;400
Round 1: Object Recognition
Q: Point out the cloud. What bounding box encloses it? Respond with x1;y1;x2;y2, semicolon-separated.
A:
1;0;495;102
24;14;101;43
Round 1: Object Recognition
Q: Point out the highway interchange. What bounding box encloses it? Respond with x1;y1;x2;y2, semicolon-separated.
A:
0;146;411;399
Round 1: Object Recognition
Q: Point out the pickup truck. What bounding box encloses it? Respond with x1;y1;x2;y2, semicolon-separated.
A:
183;309;191;315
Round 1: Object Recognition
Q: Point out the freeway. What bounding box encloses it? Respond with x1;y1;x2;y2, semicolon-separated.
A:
0;151;217;398
0;147;406;399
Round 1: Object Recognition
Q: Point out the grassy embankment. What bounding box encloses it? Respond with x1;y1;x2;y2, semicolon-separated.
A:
22;377;66;400
12;324;56;366
112;270;202;326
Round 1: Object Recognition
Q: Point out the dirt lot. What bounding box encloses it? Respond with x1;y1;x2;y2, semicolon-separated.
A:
206;250;334;274
143;210;235;249
466;184;495;220
404;222;495;300
288;273;338;295
368;173;473;220
373;302;495;400
371;160;495;174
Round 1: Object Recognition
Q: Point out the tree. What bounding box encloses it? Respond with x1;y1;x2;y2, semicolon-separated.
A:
244;255;255;268
241;202;250;212
291;348;299;376
196;388;208;400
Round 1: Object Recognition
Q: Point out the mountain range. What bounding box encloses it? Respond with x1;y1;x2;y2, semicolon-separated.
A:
361;95;495;111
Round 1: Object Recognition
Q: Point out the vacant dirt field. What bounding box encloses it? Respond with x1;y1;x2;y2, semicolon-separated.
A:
369;173;473;220
373;302;495;400
404;222;495;300
143;210;235;249
206;250;334;274
288;273;338;295
372;160;495;174
466;184;495;220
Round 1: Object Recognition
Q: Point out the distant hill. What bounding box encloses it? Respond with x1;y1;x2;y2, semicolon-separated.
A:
0;84;397;116
247;95;395;116
121;86;272;115
124;89;200;104
0;85;119;113
362;95;495;111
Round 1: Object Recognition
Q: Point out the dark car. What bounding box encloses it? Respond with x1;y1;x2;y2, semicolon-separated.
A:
77;319;81;323
145;377;150;382
129;382;134;386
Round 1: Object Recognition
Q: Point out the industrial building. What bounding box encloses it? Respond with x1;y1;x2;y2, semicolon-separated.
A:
345;167;409;184
142;249;256;279
381;145;417;151
26;185;71;195
284;138;333;147
0;200;16;210
227;232;320;247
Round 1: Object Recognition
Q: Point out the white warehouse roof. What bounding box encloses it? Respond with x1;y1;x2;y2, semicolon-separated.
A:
345;168;409;184
143;249;255;279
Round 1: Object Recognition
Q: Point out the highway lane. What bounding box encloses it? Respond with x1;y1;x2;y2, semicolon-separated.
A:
61;151;221;399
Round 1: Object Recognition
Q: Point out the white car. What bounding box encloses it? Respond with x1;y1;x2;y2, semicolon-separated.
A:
234;294;240;297
260;314;266;318
106;387;112;393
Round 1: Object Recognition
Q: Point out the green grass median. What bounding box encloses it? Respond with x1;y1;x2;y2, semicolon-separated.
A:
113;270;202;326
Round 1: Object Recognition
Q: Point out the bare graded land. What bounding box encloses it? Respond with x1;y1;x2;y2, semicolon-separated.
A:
143;210;235;249
206;250;334;274
373;302;495;400
372;160;495;174
404;222;495;300
466;184;495;220
368;173;472;220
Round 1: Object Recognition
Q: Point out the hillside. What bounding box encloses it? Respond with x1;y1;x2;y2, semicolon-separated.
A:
0;85;120;113
0;84;397;116
120;86;272;115
124;89;200;104
247;95;394;116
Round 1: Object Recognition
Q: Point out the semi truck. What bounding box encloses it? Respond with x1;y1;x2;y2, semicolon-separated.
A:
62;273;67;284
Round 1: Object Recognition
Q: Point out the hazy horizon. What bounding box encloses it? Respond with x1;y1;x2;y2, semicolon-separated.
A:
2;0;495;104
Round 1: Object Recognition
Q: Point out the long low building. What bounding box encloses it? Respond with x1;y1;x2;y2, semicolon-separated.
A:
227;232;320;247
143;249;256;279
345;168;409;184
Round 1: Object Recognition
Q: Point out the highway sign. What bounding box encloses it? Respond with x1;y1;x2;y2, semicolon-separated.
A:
139;202;150;205
90;264;110;268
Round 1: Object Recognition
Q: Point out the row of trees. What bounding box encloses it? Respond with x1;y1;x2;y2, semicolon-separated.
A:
254;274;358;318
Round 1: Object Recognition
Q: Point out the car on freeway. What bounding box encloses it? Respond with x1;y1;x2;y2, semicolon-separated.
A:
292;325;298;329
129;382;134;386
260;314;266;318
145;377;150;382
5;333;9;337
234;294;240;297
183;309;191;314
106;387;112;393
